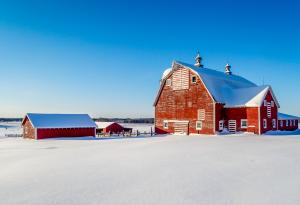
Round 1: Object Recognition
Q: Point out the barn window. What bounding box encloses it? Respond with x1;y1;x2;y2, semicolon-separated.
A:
241;119;248;128
219;121;224;131
272;119;276;128
263;119;267;128
271;101;274;107
163;121;168;129
264;100;267;106
191;76;197;83
166;79;172;86
280;120;283;127
196;121;202;130
197;109;205;121
286;120;289;127
290;120;293;126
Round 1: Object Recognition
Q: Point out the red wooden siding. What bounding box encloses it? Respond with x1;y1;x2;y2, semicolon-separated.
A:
37;128;95;139
23;117;36;139
103;123;125;134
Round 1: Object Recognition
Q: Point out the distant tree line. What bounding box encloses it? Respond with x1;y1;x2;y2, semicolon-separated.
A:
0;118;22;122
93;118;154;124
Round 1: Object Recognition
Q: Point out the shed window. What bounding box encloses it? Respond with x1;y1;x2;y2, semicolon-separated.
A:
286;120;289;127
272;119;276;128
280;120;283;127
191;76;197;83
163;121;168;129
196;121;202;130
263;119;267;129
241;119;248;128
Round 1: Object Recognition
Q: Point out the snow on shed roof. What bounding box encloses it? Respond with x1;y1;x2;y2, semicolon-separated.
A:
278;113;300;120
169;61;280;108
24;113;97;129
95;122;119;129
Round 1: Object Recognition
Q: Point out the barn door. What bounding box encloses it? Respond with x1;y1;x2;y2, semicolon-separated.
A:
174;122;189;135
228;120;237;133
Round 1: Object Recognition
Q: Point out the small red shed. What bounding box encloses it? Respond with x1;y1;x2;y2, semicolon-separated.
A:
95;122;132;135
22;113;97;139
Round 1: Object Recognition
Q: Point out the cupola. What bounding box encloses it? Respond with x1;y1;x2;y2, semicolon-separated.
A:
194;53;203;68
225;63;232;75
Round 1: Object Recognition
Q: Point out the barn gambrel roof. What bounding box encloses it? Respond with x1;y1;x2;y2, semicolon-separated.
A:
22;113;97;129
154;61;280;108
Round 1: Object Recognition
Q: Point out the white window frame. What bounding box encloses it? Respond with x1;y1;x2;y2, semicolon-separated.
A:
191;75;197;84
264;100;267;106
166;79;172;86
280;120;283;127
241;119;248;129
290;120;293;126
163;121;168;129
263;119;267;129
196;121;202;130
286;120;289;127
219;120;224;131
272;119;276;128
271;101;274;107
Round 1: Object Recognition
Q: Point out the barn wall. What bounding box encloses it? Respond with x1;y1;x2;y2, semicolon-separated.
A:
23;117;36;139
260;91;278;134
155;66;215;135
37;128;95;139
223;107;259;134
215;103;225;132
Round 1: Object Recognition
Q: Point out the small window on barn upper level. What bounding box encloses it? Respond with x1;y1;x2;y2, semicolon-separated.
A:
191;76;197;83
271;101;274;107
166;79;172;86
241;119;248;128
264;100;267;106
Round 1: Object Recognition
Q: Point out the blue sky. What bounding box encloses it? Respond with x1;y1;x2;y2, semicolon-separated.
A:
0;0;299;118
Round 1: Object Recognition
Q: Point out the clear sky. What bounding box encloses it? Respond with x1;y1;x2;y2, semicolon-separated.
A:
0;0;299;118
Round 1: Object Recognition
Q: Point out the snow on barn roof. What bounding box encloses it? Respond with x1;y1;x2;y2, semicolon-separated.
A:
278;113;300;120
156;61;280;108
95;122;118;129
23;113;97;129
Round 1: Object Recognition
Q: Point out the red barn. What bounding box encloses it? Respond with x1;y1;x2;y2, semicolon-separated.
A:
154;54;299;135
22;113;97;139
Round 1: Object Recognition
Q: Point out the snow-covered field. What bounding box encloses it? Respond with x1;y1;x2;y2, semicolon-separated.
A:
1;132;300;205
1;122;300;204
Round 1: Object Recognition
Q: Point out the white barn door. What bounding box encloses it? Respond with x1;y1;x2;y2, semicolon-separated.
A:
174;121;189;135
228;120;237;133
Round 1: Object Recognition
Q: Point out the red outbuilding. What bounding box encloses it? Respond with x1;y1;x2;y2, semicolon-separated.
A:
154;54;299;135
95;122;132;135
22;113;97;139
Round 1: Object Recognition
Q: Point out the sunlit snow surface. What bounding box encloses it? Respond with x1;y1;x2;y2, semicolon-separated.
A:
1;122;300;205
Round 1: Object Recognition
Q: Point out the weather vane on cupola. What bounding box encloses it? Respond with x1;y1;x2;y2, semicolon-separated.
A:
194;52;203;68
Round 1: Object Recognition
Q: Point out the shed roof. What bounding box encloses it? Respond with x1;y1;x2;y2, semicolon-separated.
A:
23;113;97;129
95;122;120;129
278;113;300;120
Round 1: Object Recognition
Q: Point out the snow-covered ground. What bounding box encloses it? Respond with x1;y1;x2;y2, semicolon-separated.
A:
0;121;22;138
1;132;300;205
